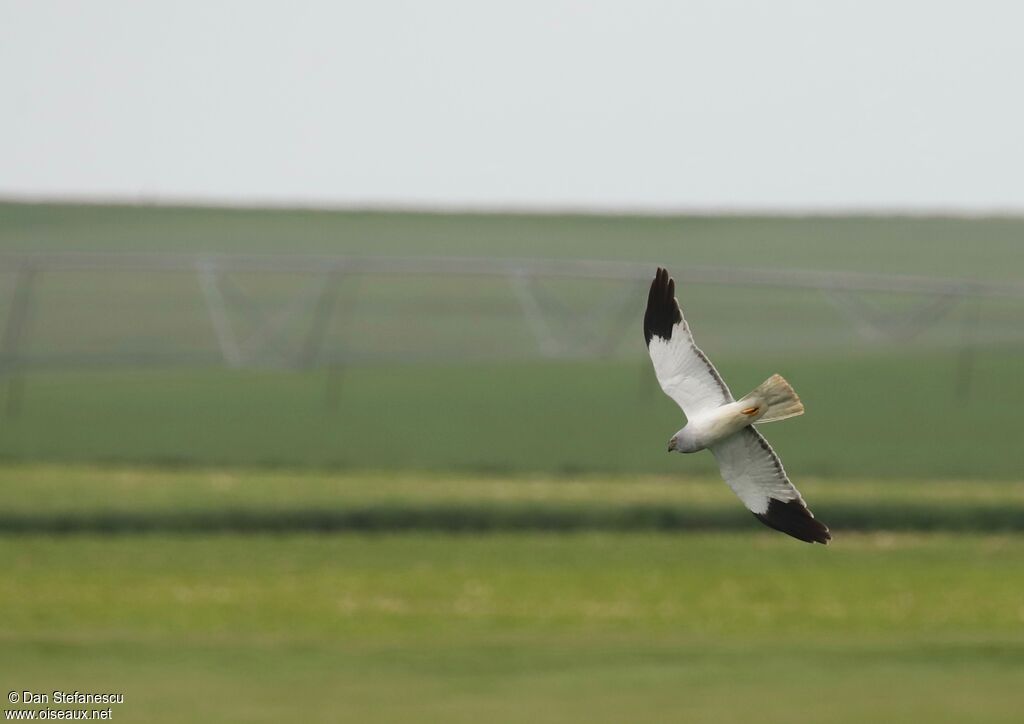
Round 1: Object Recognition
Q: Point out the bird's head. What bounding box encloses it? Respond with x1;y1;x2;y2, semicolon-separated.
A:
667;429;698;454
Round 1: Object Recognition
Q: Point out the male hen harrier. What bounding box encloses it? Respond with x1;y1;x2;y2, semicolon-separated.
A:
644;267;830;544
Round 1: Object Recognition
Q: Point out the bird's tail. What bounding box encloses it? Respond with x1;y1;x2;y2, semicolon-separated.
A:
740;374;804;423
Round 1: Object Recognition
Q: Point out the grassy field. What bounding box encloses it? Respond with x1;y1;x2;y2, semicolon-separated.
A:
2;206;1022;721
2;345;1023;479
3;203;1024;281
3;465;1024;722
8;533;1023;723
3;524;1023;721
1;203;1023;478
2;464;1024;534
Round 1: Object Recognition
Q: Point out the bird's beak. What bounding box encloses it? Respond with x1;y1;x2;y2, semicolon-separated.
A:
667;438;676;452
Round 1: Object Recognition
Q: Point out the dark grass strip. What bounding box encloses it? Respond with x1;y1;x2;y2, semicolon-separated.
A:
2;503;1024;535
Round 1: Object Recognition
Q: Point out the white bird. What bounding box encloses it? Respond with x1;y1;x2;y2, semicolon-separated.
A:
644;267;831;544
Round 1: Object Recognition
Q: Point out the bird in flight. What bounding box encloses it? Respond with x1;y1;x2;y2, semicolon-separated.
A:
644;267;831;544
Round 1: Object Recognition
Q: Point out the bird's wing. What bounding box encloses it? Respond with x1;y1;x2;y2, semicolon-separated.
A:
644;267;733;417
710;427;831;544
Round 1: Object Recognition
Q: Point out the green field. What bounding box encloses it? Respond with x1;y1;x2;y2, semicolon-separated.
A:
3;464;1024;534
2;465;1024;722
3;204;1024;280
2;345;1023;479
2;203;1024;478
1;205;1022;721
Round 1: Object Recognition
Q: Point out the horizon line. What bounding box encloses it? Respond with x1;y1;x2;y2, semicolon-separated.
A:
3;192;1024;219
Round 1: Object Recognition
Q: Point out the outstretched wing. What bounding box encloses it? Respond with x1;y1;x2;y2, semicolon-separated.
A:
644;267;732;417
710;427;831;544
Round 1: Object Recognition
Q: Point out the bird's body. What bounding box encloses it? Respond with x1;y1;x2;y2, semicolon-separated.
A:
644;267;831;544
667;398;768;453
665;373;806;453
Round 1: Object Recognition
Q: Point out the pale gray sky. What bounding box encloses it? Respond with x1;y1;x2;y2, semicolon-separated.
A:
2;1;1023;211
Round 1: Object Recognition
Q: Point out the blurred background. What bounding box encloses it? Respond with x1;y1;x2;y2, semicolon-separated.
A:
2;2;1023;722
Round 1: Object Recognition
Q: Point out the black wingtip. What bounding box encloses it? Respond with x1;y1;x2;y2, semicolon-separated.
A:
754;498;832;545
643;267;683;347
